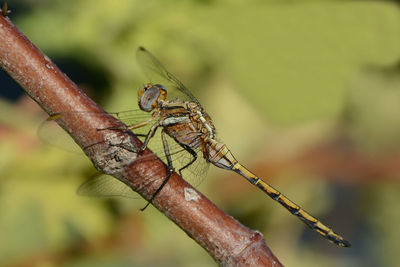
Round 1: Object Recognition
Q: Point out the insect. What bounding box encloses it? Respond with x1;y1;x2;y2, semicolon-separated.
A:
53;47;351;247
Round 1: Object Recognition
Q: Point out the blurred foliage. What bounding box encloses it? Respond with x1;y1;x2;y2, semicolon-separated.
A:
1;0;400;266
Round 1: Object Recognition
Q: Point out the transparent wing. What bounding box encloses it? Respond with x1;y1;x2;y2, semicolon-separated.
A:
38;109;153;151
134;130;210;187
137;46;200;104
39;110;210;199
78;173;140;199
163;134;210;187
114;111;210;186
76;133;209;199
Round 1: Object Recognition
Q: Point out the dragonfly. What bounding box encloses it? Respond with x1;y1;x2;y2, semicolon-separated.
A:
51;46;351;247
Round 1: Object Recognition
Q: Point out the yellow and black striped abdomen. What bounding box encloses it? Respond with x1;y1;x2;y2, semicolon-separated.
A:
253;177;350;247
206;138;351;247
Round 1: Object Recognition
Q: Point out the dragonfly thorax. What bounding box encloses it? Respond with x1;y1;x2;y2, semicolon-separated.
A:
138;83;167;112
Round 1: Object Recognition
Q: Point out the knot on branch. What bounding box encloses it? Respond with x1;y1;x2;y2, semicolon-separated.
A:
85;130;141;176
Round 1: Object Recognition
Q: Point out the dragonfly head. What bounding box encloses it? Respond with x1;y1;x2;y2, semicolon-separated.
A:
138;83;167;112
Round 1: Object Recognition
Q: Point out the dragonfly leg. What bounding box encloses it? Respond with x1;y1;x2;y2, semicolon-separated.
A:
140;129;174;211
97;116;155;131
139;122;161;151
128;117;154;130
176;143;198;177
111;121;160;153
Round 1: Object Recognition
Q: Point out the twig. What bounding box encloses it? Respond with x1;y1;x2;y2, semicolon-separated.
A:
0;12;283;267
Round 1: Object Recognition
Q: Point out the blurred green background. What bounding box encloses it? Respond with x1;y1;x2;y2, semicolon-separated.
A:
1;0;400;266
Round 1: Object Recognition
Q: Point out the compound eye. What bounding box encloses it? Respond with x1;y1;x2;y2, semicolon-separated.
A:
154;84;167;101
139;85;160;111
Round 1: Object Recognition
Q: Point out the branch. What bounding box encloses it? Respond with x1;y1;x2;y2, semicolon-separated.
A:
0;11;282;267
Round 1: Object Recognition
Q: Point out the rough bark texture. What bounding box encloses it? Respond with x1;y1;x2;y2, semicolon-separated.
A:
0;13;283;267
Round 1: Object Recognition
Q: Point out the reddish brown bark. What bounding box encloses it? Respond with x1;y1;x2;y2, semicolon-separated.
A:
0;12;282;267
